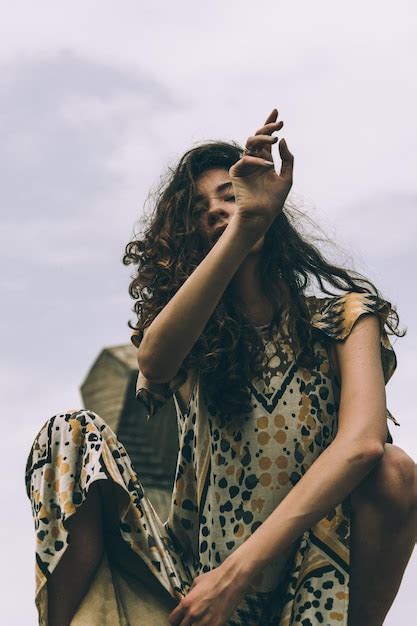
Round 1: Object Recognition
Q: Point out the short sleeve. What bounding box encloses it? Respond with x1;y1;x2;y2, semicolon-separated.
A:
130;330;187;420
310;291;399;427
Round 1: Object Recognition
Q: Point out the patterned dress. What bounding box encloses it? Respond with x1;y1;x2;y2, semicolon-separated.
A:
25;292;398;625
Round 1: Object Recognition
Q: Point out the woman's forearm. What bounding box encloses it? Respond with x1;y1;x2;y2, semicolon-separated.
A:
138;216;259;382
223;435;384;583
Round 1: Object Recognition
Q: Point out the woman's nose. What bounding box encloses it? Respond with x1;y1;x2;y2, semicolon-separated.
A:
207;206;229;227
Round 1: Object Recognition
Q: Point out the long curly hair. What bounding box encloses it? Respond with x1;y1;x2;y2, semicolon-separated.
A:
123;141;403;418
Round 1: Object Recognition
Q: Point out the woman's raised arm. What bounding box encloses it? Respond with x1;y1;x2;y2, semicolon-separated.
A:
138;109;294;383
138;216;257;382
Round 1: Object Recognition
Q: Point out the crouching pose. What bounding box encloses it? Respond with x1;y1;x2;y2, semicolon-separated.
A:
26;109;416;626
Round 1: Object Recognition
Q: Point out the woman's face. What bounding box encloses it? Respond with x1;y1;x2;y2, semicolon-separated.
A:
193;167;264;252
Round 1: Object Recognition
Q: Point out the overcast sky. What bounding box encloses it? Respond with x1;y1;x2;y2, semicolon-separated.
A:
1;1;416;622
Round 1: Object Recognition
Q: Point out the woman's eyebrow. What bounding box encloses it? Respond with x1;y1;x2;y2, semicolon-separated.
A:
215;181;233;194
194;182;233;202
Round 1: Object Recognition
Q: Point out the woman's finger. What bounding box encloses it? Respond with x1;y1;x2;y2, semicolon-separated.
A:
255;120;283;136
230;154;275;178
278;138;294;182
169;601;187;625
246;134;278;151
263;108;278;125
245;134;278;160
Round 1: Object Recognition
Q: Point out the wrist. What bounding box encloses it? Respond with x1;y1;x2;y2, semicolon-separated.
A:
229;213;268;248
220;546;263;593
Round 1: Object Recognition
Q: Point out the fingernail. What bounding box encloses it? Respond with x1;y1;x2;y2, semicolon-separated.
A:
263;160;275;166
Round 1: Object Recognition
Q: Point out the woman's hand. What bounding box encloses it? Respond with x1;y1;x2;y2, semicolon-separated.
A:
229;108;294;240
168;562;251;626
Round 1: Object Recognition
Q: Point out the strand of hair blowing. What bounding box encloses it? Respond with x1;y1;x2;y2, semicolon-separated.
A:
123;141;403;421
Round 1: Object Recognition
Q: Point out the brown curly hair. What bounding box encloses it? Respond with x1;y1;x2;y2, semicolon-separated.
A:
122;141;403;419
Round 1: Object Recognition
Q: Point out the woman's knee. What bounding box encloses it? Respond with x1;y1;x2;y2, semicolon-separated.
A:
49;408;104;429
352;444;417;521
25;410;109;494
33;409;107;448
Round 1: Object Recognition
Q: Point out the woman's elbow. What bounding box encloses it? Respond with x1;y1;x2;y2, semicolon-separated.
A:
342;438;385;469
137;355;168;383
137;349;176;384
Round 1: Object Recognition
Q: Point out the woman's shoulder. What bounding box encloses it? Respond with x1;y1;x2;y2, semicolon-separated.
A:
305;291;393;342
305;291;397;385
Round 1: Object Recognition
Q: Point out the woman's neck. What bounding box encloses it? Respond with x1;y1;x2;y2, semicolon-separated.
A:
231;254;274;325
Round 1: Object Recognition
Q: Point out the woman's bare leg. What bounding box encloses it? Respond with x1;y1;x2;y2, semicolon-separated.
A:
47;482;104;626
348;444;417;626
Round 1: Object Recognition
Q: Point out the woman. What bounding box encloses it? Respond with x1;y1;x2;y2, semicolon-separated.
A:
26;109;416;626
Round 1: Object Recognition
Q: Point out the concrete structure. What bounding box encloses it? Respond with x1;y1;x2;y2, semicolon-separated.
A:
80;343;178;522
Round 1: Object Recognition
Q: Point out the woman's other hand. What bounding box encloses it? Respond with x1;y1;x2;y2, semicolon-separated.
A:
229;108;294;239
168;561;251;626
